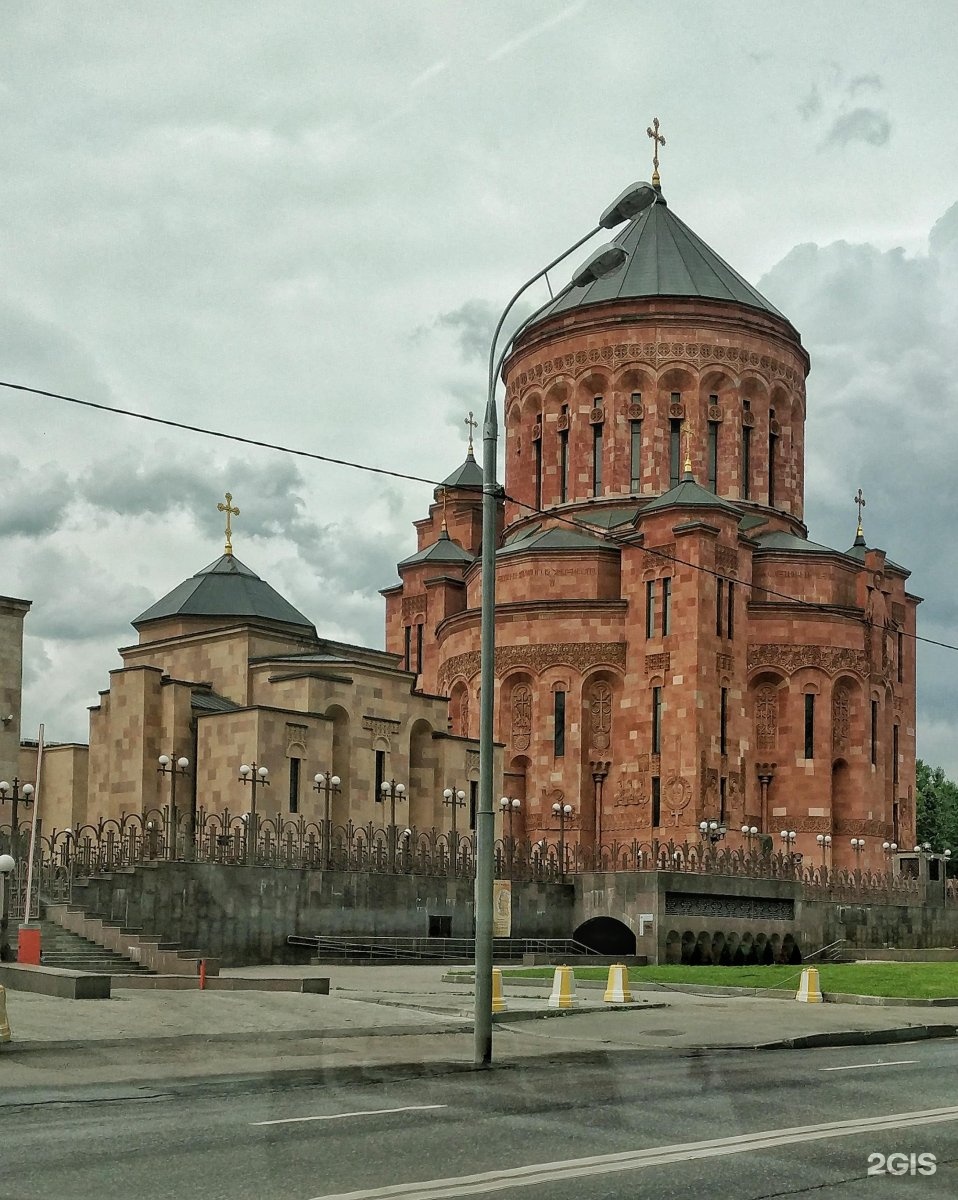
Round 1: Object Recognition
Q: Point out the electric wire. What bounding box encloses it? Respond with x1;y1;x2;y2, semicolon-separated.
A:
3;376;955;654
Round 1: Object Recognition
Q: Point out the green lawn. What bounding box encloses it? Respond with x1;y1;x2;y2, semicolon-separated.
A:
498;963;958;999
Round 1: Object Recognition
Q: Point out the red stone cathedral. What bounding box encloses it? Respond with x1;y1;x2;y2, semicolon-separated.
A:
384;175;918;874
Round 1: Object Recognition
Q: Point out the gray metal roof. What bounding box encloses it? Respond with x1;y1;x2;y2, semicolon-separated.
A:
439;450;483;490
497;524;616;557
133;554;315;631
531;191;787;327
398;529;475;568
643;474;742;517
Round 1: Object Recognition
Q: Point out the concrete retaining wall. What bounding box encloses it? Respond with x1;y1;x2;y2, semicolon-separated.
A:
67;862;574;966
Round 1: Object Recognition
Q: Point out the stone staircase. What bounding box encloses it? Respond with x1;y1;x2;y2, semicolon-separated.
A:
39;919;153;975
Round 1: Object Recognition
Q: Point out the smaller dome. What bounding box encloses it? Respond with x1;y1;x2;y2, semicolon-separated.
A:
133;554;315;632
437;449;482;492
398;528;475;568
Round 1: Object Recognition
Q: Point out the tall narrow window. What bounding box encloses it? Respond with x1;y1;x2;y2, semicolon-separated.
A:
662;577;672;636
403;625;411;671
720;686;728;756
415;623;423;674
559;405;569;502
669;418;682;488
719;777;727;824
768;408;778;507
742;401;752;500
534;418;543;510
469;780;478;830
646;580;656;639
651;776;661;827
630;419;642;491
893;724;900;789
871;699;878;764
374;748;385;803
554;690;566;757
897;631;904;684
288;756;301;814
804;693;815;759
727;581;735;640
716;577;724;637
651;686;662;754
707;402;719;493
592;421;603;496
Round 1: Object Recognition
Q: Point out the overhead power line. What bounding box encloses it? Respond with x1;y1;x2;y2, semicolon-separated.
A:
3;377;954;654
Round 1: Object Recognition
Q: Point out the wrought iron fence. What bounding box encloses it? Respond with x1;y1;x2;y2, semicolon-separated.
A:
0;809;929;906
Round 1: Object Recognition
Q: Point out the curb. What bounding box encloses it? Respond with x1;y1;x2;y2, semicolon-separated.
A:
756;1024;958;1050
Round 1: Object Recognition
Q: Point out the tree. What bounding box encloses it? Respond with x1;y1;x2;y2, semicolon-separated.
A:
915;760;958;851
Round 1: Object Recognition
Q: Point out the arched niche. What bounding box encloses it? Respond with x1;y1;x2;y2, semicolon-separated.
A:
408;718;438;829
449;679;471;739
323;704;351;826
749;671;787;755
573;916;636;956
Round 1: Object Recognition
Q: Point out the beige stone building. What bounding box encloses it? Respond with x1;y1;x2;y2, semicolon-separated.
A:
0;594;31;786
26;548;493;838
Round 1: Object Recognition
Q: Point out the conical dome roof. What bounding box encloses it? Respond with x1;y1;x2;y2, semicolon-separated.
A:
133;554;315;632
531;191;789;327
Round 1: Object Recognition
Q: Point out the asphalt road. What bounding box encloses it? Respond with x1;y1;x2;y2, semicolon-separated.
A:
3;1040;958;1200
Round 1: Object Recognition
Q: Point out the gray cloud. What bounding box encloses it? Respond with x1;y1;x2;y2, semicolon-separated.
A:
847;73;883;96
760;201;958;771
798;86;822;120
825;107;891;147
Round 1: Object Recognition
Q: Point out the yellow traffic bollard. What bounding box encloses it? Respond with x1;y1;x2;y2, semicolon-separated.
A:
491;967;507;1014
795;967;823;1003
0;985;11;1043
603;963;634;1004
548;964;577;1009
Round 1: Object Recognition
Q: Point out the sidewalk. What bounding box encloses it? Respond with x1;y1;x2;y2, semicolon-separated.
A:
1;963;954;1090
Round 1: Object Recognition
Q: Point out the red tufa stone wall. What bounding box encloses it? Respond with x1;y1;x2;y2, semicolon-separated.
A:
387;294;919;873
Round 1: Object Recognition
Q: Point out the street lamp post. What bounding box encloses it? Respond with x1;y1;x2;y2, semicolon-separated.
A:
741;825;759;852
380;779;407;871
157;754;190;860
850;837;866;864
0;852;15;962
499;796;521;877
552;802;574;880
238;762;269;865
780;829;797;859
475;181;658;1066
817;833;833;867
0;778;35;861
313;771;342;870
699;819;728;846
443;785;466;876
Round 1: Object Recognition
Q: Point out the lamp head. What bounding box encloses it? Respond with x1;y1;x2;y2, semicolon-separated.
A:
511;798;520;810
177;757;190;770
21;783;34;798
239;764;251;777
158;755;170;767
552;802;561;815
331;776;341;788
499;797;509;809
599;181;658;229
0;853;15;874
569;243;628;288
395;783;405;795
257;766;269;779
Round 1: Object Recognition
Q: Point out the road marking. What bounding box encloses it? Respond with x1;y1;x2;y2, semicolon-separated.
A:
308;1103;958;1199
253;1104;446;1127
820;1060;918;1072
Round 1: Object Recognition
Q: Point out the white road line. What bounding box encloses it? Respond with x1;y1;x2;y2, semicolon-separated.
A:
820;1060;918;1072
252;1104;447;1127
308;1103;958;1200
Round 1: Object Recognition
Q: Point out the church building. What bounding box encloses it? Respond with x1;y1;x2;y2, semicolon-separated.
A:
385;168;919;873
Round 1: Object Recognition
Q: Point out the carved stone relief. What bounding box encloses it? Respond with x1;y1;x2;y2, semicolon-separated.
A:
589;682;612;752
748;644;869;678
362;715;402;740
755;684;778;752
665;775;692;826
832;685;850;753
511;683;532;751
401;595;426;620
645;652;671;674
438;643;626;693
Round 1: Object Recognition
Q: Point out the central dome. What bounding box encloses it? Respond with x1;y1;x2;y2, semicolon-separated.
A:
532;191;789;328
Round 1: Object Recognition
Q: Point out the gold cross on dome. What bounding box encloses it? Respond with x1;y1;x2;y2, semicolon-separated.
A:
854;487;866;536
464;410;478;455
217;492;240;555
647;116;666;186
683;420;694;477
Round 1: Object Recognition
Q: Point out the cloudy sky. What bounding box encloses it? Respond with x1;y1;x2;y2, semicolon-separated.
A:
3;2;958;774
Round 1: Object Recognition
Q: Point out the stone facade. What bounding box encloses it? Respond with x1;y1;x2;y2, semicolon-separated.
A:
387;267;918;875
25;571;501;836
0;595;31;786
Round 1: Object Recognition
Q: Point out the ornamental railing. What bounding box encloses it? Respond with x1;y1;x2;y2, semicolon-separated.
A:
0;810;928;905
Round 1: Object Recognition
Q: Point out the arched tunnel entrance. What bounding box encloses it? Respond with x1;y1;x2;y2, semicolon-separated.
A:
573;917;636;956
